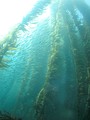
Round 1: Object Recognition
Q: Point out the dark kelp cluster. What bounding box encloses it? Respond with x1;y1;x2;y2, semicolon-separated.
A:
35;1;67;120
35;0;90;120
0;111;22;120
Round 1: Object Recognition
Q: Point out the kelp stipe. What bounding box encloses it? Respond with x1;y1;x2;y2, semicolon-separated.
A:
0;27;19;69
0;111;22;120
34;1;67;120
18;0;51;30
63;10;88;120
75;0;90;25
81;20;90;120
0;0;90;120
11;17;51;120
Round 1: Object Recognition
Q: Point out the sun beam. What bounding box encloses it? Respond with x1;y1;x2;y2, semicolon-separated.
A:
0;0;38;40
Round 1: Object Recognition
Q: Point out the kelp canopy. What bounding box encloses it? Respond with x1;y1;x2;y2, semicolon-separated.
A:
0;0;90;120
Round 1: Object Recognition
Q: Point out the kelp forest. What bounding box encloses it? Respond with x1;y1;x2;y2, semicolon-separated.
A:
0;0;90;120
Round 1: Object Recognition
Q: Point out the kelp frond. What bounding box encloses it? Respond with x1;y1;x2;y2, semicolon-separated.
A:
0;27;18;69
18;0;51;30
0;111;22;120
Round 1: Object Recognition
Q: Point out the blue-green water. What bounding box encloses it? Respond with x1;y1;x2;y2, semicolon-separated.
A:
0;0;90;120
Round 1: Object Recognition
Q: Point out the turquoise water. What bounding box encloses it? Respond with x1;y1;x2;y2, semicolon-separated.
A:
0;0;90;120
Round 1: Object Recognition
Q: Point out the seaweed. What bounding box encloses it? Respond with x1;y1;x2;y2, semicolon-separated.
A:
62;2;90;119
0;111;22;120
75;0;90;25
0;0;52;68
63;9;89;120
18;0;51;30
34;1;65;120
0;27;19;69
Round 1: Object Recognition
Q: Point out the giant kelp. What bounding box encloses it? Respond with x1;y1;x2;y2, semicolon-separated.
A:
35;0;90;120
0;0;52;69
11;17;51;120
0;0;90;120
75;0;90;25
63;10;88;120
34;1;66;120
81;22;90;120
0;27;19;68
18;0;51;30
0;111;22;120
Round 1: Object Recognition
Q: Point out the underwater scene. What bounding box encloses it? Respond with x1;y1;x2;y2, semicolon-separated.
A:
0;0;90;120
